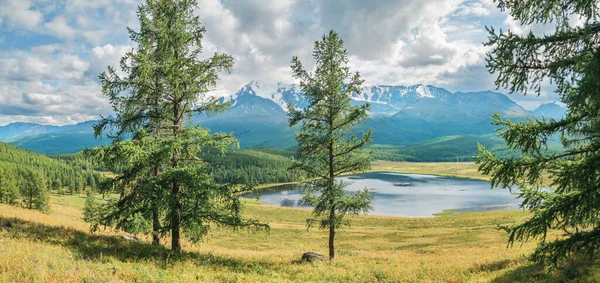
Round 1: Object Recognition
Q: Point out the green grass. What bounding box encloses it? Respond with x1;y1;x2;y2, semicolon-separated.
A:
0;194;598;282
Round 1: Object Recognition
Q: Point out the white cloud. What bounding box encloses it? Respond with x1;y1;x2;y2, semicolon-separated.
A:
88;44;133;78
454;1;493;17
0;0;43;30
0;80;108;126
44;16;77;39
0;0;562;125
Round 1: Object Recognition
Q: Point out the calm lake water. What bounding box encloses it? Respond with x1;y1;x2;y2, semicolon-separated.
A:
247;172;522;218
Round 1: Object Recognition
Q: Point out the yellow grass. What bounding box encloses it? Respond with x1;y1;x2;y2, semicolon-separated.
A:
1;192;599;282
371;160;486;180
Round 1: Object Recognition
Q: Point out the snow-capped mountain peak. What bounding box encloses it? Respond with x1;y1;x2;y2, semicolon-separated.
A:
220;81;527;117
415;84;434;98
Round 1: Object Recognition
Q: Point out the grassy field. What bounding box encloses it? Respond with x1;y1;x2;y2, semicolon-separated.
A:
1;193;599;282
371;160;486;180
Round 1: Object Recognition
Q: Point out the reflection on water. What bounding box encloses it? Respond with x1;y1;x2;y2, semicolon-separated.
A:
244;172;524;218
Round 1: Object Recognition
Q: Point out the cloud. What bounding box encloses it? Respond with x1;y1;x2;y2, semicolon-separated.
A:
314;0;464;59
44;16;77;39
0;0;560;125
0;0;43;31
454;1;493;17
0;49;90;82
0;80;108;125
88;44;133;78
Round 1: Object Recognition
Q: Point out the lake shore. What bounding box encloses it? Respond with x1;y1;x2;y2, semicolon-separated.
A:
257;160;486;190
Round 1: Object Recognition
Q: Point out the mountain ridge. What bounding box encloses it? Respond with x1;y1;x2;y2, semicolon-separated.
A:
220;80;534;117
0;81;568;154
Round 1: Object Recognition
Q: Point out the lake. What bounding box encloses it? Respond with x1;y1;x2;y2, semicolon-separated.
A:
247;172;522;217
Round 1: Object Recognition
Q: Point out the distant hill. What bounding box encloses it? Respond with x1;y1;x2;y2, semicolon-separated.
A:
0;120;97;140
6;132;109;155
533;102;567;119
372;135;563;162
372;135;512;162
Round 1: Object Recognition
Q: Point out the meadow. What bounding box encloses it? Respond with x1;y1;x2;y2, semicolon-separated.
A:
1;188;599;282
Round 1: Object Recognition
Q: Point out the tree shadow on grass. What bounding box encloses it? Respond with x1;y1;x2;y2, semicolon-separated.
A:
470;257;599;283
0;217;276;272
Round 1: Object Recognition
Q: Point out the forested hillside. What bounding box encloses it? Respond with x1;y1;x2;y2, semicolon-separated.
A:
0;142;102;210
206;147;301;184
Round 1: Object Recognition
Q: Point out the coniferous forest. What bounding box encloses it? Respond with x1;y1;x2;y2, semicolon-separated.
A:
0;143;104;210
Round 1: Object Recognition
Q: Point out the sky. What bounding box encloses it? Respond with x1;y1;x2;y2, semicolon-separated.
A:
0;0;561;126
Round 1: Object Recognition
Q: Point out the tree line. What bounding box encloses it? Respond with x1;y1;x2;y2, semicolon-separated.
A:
0;142;104;211
204;148;302;184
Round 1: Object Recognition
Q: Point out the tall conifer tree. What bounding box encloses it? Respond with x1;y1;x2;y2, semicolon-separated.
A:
289;30;374;260
92;0;266;253
20;170;49;212
477;0;600;265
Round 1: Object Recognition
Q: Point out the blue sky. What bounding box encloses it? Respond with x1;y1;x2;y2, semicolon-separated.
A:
0;0;560;125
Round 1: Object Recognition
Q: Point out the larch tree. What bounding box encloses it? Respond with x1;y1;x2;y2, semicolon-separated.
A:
0;167;18;205
20;170;49;212
477;0;600;266
288;30;374;260
91;0;266;254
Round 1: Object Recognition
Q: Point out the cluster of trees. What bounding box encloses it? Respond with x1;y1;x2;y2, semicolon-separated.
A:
205;148;301;184
0;142;103;211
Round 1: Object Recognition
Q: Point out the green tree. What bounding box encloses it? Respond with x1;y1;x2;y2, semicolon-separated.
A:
51;179;62;192
288;30;374;260
83;189;98;224
20;170;49;212
477;0;600;266
0;167;19;205
92;0;266;253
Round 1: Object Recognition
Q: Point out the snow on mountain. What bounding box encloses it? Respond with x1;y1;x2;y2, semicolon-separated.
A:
218;81;529;118
416;85;434;98
227;80;303;111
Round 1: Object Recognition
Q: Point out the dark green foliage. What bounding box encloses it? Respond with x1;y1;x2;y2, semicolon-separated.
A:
20;170;49;212
477;0;600;266
83;189;99;224
289;30;373;260
0;167;18;205
205;148;301;184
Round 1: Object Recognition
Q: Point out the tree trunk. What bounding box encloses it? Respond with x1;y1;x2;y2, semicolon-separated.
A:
171;103;182;254
329;207;335;260
171;180;181;253
328;118;336;260
152;166;161;245
152;206;160;245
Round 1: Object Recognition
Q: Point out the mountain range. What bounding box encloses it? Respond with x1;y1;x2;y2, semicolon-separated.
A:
0;81;567;156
